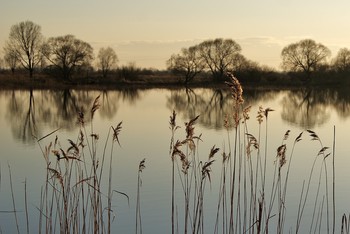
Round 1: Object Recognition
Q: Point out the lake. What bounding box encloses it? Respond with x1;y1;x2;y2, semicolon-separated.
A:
1;86;350;233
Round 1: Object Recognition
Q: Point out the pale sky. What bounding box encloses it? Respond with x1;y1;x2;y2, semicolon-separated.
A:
1;0;350;70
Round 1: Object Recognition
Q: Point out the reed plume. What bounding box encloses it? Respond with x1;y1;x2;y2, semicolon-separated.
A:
225;73;244;106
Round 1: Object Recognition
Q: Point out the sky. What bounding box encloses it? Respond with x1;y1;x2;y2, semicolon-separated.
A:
1;0;350;70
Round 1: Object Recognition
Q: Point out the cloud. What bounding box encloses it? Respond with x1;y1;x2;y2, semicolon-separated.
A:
237;36;285;47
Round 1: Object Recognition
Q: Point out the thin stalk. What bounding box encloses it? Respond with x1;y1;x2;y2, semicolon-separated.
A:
296;155;320;233
108;131;115;234
8;164;20;234
136;171;141;234
172;159;175;234
332;126;336;234
229;127;238;234
25;178;30;234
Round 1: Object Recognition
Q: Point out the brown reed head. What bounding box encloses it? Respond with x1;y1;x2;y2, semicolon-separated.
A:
185;115;200;139
112;121;123;146
242;105;251;123
277;144;287;168
201;160;214;182
284;130;291;141
67;139;79;155
139;158;146;172
307;129;319;141
246;133;259;156
224;114;230;129
257;106;264;124
47;167;64;187
169;110;178;131
171;140;190;173
91;95;101;120
264;107;275;118
225;73;244;105
208;145;220;160
77;108;85;126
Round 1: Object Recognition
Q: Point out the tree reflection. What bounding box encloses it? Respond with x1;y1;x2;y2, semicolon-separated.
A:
99;90;124;119
4;89;143;144
331;87;350;119
166;88;231;129
166;88;283;130
5;87;350;144
280;88;331;128
39;89;93;130
6;89;38;144
116;88;141;105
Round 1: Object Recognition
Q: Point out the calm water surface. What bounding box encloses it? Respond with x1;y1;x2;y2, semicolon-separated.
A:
1;87;350;233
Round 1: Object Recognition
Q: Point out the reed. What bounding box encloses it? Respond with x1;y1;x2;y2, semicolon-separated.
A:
169;110;179;234
136;158;146;234
169;109;220;234
183;73;336;233
34;94;126;233
1;75;342;233
8;164;20;234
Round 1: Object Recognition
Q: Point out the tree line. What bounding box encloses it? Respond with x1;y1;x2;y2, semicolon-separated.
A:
1;20;350;85
168;38;350;84
1;21;119;81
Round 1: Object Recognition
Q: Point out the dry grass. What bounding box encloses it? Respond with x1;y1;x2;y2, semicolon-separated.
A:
167;73;337;233
33;94;126;233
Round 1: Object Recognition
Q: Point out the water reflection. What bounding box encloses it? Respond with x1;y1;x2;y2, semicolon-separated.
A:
166;88;230;129
2;89;142;144
281;89;330;128
5;90;37;144
166;88;280;130
280;87;350;128
332;87;350;119
165;87;350;130
3;87;350;144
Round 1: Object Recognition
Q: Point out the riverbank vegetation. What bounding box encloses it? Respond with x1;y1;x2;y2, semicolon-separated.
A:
2;21;350;89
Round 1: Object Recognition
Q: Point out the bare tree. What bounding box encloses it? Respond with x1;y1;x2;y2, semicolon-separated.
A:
4;21;44;78
167;45;205;84
332;48;350;72
198;38;241;81
43;35;93;80
229;53;253;73
0;56;4;70
4;48;19;74
281;39;331;79
97;47;118;78
118;62;140;80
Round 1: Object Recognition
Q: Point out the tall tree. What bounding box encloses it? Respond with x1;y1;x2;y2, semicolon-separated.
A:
4;21;44;78
281;39;331;79
97;47;118;78
332;48;350;72
198;38;241;81
167;45;205;84
43;35;93;80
